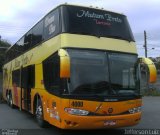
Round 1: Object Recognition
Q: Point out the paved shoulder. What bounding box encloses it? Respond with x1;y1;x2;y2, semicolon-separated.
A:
0;97;160;135
0;103;39;129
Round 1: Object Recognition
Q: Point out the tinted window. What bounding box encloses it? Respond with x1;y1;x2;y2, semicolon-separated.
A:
109;53;137;89
32;20;44;46
21;67;28;88
28;65;35;88
5;37;24;62
24;30;32;51
61;5;134;41
43;53;62;95
7;45;18;61
44;9;60;40
12;69;20;87
68;49;109;95
22;65;35;89
17;37;25;53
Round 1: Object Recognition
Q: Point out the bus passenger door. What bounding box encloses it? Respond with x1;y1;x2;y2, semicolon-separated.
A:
21;65;35;111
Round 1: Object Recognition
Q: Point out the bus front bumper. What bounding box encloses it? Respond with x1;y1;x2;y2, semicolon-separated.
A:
61;112;141;129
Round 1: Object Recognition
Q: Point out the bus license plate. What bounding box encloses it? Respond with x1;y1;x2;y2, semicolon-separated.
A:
104;120;116;126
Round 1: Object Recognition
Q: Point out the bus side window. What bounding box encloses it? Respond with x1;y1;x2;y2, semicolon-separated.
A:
28;65;35;88
16;37;24;55
44;9;60;40
32;20;44;46
24;30;32;51
21;65;35;89
43;53;61;95
12;69;20;87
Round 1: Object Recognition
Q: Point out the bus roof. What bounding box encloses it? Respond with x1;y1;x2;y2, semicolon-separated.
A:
51;3;124;16
7;4;125;52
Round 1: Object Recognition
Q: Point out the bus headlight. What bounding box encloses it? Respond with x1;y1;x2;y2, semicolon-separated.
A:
64;108;89;116
129;107;142;114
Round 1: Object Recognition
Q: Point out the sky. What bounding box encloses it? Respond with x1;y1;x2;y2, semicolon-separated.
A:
0;0;160;57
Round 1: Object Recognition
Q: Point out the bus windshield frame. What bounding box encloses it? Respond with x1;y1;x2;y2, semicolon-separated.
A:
65;49;140;98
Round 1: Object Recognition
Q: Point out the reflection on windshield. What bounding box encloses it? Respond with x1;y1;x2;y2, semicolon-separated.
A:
72;81;110;95
67;49;139;96
109;53;139;96
68;50;109;95
109;54;137;89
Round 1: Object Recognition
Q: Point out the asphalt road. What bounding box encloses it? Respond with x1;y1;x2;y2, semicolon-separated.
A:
0;97;160;135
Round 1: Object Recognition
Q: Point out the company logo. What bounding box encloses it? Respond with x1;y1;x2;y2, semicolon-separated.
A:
76;9;122;23
108;108;113;114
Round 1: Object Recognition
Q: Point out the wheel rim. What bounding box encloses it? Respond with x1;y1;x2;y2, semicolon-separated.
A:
35;99;46;127
7;93;10;104
10;95;13;106
36;105;42;119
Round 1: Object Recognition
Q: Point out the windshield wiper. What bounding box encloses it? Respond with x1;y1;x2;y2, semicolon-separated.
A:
72;81;111;95
117;90;139;97
81;81;110;90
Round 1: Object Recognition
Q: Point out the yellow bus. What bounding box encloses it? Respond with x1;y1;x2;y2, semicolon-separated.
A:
2;4;156;129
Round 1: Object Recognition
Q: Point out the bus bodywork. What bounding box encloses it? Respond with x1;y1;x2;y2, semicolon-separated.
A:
2;4;156;129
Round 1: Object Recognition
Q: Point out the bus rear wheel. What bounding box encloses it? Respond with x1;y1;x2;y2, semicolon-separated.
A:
35;98;47;127
9;92;14;108
6;92;10;105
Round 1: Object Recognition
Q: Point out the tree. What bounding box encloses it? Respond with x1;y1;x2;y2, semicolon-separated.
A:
0;38;11;72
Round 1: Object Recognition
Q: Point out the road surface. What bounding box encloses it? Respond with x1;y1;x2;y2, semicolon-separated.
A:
0;97;160;135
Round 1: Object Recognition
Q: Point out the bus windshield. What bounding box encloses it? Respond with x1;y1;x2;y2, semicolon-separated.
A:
67;49;139;96
61;5;135;42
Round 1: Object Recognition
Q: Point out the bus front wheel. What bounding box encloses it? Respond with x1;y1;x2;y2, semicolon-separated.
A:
6;91;10;105
35;98;47;127
9;92;14;108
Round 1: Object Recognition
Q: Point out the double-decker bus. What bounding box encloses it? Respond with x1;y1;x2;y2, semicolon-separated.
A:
2;4;156;129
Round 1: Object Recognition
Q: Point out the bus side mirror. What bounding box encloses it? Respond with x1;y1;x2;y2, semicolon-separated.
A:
58;49;70;78
139;58;157;83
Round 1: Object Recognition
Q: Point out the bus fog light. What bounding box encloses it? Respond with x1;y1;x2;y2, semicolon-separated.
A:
129;107;141;114
64;108;89;116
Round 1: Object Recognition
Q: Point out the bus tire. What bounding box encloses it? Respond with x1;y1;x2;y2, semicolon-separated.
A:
6;91;10;105
9;92;14;108
35;98;46;128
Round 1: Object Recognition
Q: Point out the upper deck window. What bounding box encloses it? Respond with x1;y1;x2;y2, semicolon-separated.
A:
32;20;44;46
61;5;135;41
44;9;60;40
